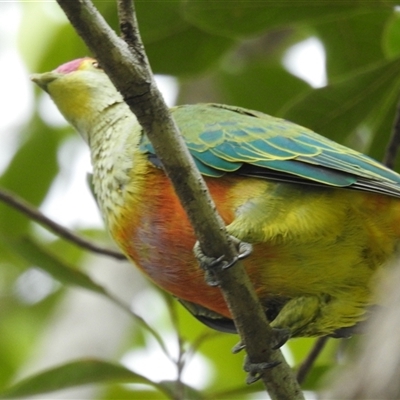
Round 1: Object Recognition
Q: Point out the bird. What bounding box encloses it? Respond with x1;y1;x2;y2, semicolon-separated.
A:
31;57;400;343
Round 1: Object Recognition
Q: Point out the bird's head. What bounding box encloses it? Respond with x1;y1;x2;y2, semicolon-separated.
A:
31;58;124;142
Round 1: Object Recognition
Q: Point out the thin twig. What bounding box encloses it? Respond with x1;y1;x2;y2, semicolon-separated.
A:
383;97;400;169
0;187;126;260
117;0;139;51
296;336;329;385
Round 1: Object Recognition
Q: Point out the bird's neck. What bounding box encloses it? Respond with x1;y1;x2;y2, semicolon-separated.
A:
85;103;144;228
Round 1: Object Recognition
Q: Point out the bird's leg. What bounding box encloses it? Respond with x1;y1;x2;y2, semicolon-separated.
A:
232;326;290;355
270;327;291;349
270;295;322;337
244;356;281;384
193;236;253;286
232;327;289;384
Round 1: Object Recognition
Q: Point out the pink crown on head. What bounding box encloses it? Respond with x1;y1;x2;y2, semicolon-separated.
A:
55;58;92;74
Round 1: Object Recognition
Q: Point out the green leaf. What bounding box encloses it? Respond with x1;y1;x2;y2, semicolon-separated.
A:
315;10;391;79
7;237;173;359
183;0;398;38
0;289;64;389
36;24;91;73
364;82;400;165
0;118;61;237
103;384;171;400
161;381;204;400
0;359;160;399
8;237;107;295
136;0;187;43
206;384;264;399
145;25;234;76
280;57;400;145
220;62;310;115
383;11;400;59
21;1;119;71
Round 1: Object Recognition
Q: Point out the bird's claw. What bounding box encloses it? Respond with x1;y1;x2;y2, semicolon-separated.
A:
236;239;253;262
193;237;253;287
232;328;290;355
196;253;224;286
234;329;289;383
271;328;291;350
244;356;281;384
232;341;246;354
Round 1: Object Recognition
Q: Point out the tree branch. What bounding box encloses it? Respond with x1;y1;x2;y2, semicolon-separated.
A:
117;0;138;52
54;1;304;398
0;187;125;260
383;97;400;169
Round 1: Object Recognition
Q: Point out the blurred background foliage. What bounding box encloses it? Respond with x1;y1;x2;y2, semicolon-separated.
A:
1;0;400;398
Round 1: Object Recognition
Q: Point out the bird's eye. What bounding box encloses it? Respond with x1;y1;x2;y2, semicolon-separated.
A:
92;61;102;69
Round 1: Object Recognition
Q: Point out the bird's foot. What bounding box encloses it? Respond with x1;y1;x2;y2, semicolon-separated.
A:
232;341;246;354
244;356;281;384
271;328;291;350
233;328;289;383
232;327;290;354
193;236;252;286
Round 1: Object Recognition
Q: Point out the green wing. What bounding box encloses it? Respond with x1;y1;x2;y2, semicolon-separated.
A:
139;103;400;198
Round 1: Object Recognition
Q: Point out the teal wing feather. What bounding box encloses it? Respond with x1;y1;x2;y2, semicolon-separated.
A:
139;103;400;198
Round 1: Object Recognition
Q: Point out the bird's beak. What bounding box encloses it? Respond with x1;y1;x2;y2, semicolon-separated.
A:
31;72;61;93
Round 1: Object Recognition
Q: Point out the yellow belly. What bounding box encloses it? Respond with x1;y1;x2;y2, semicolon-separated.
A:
111;167;400;337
